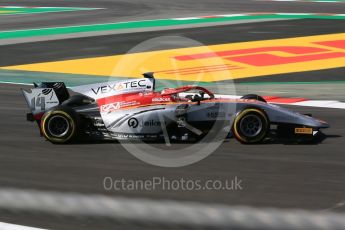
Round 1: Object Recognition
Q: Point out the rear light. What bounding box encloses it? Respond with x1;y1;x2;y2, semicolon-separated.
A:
26;113;34;122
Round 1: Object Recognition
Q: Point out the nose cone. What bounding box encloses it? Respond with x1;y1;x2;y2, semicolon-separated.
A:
317;120;330;129
307;115;330;129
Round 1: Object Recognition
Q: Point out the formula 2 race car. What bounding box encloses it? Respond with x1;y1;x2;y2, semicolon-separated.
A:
22;73;329;144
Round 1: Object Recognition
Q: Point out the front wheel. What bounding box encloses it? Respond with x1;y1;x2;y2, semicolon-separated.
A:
41;106;79;143
232;108;269;144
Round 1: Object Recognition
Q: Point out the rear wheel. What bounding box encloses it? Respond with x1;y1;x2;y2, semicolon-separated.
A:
41;106;79;143
233;108;269;144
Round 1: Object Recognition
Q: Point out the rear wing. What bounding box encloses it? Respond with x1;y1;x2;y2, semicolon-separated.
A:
22;82;69;118
22;73;155;119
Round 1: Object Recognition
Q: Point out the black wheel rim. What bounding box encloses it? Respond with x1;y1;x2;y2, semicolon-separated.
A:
47;115;70;138
239;114;263;137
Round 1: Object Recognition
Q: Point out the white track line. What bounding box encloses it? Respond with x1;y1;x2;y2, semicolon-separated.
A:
0;81;33;85
0;222;44;230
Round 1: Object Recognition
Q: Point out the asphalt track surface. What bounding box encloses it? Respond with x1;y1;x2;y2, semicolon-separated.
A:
1;0;345;229
1;84;345;230
1;0;345;31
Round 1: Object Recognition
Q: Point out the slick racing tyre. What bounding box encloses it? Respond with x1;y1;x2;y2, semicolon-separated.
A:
41;106;79;143
241;94;267;103
233;108;269;144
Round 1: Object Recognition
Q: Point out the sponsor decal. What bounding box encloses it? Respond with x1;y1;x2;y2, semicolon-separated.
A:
42;88;53;95
128;118;162;128
100;102;120;113
111;133;159;139
157;35;345;81
100;101;140;113
128;118;139;128
143;120;161;127
174;45;345;66
207;111;226;118
152;97;171;102
295;127;313;134
92;80;148;95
